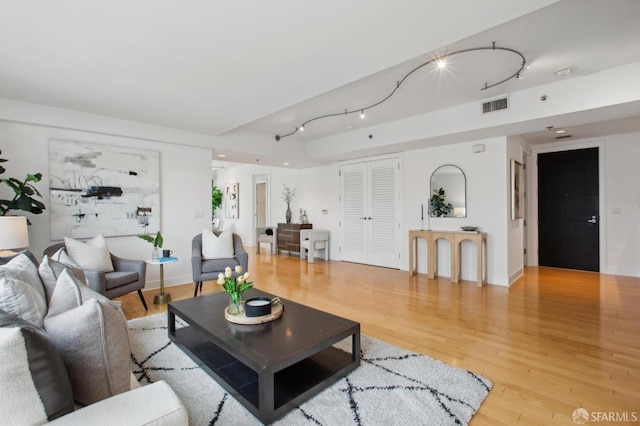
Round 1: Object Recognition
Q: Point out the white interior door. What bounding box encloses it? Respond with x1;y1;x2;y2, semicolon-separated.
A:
340;158;400;268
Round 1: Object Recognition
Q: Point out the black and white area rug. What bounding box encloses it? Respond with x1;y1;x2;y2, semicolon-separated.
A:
128;314;491;425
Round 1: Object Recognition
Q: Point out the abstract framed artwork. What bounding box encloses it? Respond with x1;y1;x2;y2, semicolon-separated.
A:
510;159;524;220
49;139;160;239
225;183;239;218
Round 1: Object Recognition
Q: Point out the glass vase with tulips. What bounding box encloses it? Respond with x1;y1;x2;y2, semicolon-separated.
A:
217;265;253;315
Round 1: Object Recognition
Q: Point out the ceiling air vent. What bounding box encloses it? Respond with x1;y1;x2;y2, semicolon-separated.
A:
482;96;509;114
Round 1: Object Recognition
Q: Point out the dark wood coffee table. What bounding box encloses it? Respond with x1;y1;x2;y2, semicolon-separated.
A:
168;289;360;424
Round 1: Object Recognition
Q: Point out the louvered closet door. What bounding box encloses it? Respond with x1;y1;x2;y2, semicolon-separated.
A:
367;159;400;268
340;158;400;268
340;162;368;264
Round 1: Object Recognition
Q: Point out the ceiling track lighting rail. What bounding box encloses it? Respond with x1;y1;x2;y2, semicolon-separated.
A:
275;42;525;141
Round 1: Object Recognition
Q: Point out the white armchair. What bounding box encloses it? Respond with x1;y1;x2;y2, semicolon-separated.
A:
300;229;329;263
255;226;277;254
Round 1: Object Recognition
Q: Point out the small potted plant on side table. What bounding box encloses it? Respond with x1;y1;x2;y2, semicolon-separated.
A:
138;231;163;260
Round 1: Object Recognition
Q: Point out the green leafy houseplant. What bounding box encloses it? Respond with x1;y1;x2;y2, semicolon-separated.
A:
217;265;253;315
211;185;222;219
137;231;163;248
0;150;46;220
138;231;163;259
430;187;453;217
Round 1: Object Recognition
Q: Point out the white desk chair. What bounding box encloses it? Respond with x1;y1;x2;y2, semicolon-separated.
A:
255;226;277;254
300;229;329;263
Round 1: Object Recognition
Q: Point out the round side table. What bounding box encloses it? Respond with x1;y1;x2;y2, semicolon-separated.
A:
146;257;178;304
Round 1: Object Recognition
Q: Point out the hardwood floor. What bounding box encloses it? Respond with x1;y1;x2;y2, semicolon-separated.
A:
118;252;640;425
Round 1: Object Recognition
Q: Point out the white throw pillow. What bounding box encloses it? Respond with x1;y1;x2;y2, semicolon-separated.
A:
0;277;47;327
64;234;114;272
201;229;234;259
0;313;75;423
0;252;46;303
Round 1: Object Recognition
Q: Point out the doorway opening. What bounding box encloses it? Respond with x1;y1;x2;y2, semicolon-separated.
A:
253;173;270;232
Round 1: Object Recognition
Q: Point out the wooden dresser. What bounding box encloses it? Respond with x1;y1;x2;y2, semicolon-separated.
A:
277;223;312;253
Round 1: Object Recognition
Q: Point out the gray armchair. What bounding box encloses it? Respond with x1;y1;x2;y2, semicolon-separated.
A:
192;231;248;297
43;243;148;310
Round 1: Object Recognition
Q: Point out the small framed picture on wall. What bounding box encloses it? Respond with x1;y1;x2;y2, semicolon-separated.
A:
226;183;239;218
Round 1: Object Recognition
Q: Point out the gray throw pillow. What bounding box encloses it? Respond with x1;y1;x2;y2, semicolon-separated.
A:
46;269;120;319
0;310;75;422
38;255;88;305
44;298;131;405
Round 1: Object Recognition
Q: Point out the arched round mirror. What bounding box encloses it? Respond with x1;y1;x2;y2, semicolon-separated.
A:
430;165;466;217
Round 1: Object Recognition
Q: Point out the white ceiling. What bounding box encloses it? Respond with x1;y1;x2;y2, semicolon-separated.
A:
1;0;640;163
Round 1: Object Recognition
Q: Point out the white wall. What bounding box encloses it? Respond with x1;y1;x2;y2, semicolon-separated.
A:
0;121;212;289
605;132;640;276
402;138;510;285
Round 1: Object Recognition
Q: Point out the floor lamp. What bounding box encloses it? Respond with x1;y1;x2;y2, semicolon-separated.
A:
0;216;30;256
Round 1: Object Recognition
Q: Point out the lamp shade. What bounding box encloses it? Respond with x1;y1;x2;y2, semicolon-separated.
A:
0;216;30;250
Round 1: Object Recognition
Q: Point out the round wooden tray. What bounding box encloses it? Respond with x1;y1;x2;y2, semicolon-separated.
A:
224;301;284;325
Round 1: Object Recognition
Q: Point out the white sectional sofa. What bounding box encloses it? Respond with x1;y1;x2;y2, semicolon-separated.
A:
0;251;188;425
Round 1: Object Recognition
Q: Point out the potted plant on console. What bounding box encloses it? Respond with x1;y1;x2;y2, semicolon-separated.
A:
430;187;453;217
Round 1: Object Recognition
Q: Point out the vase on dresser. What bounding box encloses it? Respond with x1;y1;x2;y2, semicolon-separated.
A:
285;204;292;223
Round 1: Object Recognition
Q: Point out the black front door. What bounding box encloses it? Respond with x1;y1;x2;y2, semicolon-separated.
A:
538;147;599;271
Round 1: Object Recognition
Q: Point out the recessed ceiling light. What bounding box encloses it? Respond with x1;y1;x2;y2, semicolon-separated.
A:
555;129;566;134
554;67;571;77
283;162;289;166
218;154;226;158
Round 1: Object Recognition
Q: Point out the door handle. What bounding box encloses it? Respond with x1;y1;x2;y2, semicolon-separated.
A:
587;215;597;224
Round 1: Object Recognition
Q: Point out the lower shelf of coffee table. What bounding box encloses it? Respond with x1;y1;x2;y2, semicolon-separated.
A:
171;325;355;411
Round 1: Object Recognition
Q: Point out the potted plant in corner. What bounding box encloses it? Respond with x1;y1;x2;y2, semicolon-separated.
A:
212;185;222;229
138;231;163;260
0;150;46;222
